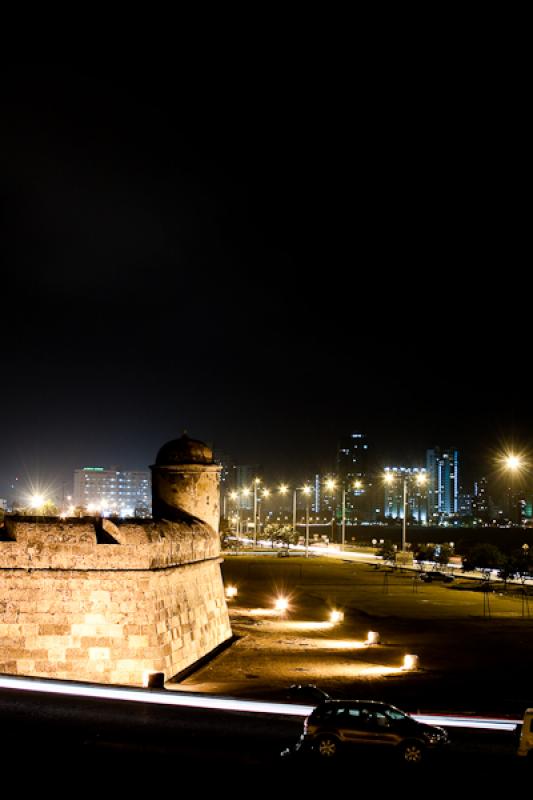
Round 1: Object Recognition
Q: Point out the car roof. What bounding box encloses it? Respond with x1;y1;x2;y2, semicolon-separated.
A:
314;699;389;709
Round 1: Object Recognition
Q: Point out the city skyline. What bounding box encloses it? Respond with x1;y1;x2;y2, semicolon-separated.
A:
2;433;530;522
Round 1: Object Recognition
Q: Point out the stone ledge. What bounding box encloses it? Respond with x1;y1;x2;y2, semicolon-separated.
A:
0;517;221;570
0;547;224;571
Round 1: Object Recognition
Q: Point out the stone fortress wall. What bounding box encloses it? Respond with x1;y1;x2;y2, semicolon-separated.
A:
0;436;232;686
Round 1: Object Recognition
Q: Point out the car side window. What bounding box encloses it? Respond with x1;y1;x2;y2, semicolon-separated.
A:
316;706;345;720
341;708;367;728
346;709;362;719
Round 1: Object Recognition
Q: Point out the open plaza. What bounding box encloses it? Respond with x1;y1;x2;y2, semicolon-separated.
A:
174;553;533;718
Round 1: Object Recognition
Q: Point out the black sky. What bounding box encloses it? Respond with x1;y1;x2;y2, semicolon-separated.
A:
0;61;530;497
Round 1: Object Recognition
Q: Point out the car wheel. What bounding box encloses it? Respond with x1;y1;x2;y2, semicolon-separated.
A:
316;735;340;758
401;741;425;765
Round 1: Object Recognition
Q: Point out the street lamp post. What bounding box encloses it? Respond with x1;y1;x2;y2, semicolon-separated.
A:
229;491;240;535
402;475;408;553
325;478;337;546
290;485;312;556
503;454;523;525
258;488;270;542
253;478;261;547
305;491;310;557
341;486;346;550
384;470;427;552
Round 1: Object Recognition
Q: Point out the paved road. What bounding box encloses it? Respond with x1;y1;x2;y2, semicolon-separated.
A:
0;680;530;789
232;542;533;586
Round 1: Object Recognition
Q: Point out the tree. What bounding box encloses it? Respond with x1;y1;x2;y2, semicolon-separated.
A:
498;547;532;586
219;517;234;549
462;543;505;573
19;500;59;516
378;540;396;563
415;543;436;563
263;523;296;549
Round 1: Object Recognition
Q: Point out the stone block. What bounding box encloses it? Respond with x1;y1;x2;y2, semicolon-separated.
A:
47;647;67;662
127;635;149;649
89;647;111;661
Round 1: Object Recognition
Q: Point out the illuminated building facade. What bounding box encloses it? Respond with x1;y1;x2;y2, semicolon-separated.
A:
426;448;459;519
337;432;369;521
383;467;428;523
73;468;151;517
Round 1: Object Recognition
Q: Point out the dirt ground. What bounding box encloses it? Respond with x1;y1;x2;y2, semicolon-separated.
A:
170;555;533;717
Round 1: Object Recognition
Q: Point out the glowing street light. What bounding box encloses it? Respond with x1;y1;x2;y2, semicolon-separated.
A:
29;494;45;511
506;455;523;471
499;451;526;524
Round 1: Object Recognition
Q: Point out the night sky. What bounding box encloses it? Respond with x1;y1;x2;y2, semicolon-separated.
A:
0;62;529;499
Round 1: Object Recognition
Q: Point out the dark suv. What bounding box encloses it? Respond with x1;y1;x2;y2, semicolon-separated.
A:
301;700;448;764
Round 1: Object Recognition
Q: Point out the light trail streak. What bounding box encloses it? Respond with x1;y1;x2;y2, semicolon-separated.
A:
0;675;522;730
0;675;313;717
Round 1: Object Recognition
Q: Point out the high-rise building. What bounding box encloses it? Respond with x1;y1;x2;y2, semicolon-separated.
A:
383;467;428;523
313;474;322;513
472;477;490;522
337;432;369;521
214;449;233;489
458;491;473;517
73;467;151;517
523;494;533;521
338;433;369;482
426;448;459;519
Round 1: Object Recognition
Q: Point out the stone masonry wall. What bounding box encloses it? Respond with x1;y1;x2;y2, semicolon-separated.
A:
0;517;232;686
151;465;221;532
0;560;231;685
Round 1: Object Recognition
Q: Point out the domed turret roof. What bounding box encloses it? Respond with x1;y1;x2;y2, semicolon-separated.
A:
155;434;214;466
